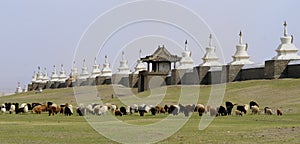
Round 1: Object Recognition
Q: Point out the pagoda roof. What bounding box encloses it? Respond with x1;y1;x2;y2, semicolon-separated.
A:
141;46;181;62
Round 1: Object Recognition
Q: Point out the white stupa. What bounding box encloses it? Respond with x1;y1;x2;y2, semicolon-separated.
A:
35;66;43;83
133;49;147;74
272;21;300;60
228;31;254;65
15;82;22;94
177;40;194;69
50;65;59;82
91;57;101;78
58;64;67;82
117;51;131;74
200;34;221;66
101;55;112;77
79;59;89;80
31;71;37;83
41;68;50;83
70;61;79;80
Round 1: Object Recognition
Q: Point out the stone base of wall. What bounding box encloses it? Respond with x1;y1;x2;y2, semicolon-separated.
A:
265;60;290;79
112;74;130;87
129;74;139;88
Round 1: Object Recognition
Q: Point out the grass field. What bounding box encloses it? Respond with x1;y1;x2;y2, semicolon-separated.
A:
0;79;300;143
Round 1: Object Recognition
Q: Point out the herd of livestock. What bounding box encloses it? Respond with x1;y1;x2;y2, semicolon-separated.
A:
1;100;283;117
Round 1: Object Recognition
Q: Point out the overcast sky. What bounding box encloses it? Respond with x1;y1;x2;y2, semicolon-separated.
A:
0;1;299;93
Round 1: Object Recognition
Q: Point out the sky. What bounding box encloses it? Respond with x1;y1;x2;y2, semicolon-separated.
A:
0;0;300;93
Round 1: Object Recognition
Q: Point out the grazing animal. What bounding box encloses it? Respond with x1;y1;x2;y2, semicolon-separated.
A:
168;105;180;116
150;107;157;115
217;106;227;116
197;104;205;116
209;107;218;116
155;106;165;114
48;104;60;116
1;104;6;113
264;107;273;115
76;104;86;116
114;109;122;116
32;105;43;114
64;103;73;116
138;105;148;116
277;109;283;116
237;105;247;114
164;105;169;113
235;110;243;116
120;106;127;115
9;104;16;114
251;105;260;114
249;100;259;109
183;104;195;117
225;101;235;115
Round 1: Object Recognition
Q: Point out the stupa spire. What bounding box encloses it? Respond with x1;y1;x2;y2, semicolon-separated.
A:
284;21;288;37
239;31;243;44
185;40;188;51
139;49;142;58
209;34;213;47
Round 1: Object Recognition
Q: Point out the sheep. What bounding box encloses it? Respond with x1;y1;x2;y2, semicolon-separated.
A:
235;110;243;116
197;104;205;116
209;107;218;117
100;106;108;115
32;105;43;114
168;105;180;116
264;107;273;115
114;109;122;116
132;104;138;113
48;104;61;116
217;106;227;116
16;103;29;114
9;104;16;114
277;109;283;116
251;105;260;115
155;106;166;114
150;107;157;115
164;105;169;113
183;104;195;117
138;105;148;116
76;104;86;116
1;104;6;113
225;101;236;115
120;106;127;115
249;100;259;109
237;105;248;114
64;103;73;116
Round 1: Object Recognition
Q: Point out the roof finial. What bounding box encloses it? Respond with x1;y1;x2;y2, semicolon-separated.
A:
284;21;288;36
83;59;86;67
185;40;188;51
139;49;142;58
122;51;125;60
105;55;108;63
94;57;97;65
209;34;213;47
239;30;243;44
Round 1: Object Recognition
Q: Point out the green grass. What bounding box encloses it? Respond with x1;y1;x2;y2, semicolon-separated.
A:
1;79;300;143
